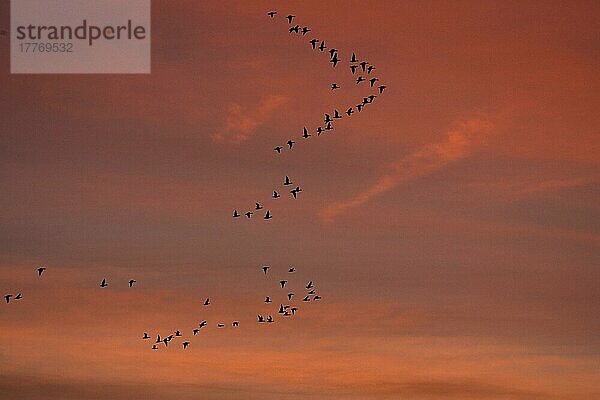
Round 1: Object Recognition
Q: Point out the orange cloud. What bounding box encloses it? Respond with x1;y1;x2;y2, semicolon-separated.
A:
321;117;494;220
212;94;288;144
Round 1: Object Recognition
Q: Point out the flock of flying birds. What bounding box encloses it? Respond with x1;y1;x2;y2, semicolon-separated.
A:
232;11;388;222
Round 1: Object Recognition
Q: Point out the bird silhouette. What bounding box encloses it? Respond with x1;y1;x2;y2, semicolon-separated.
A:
142;332;150;339
346;107;354;116
267;11;277;18
325;122;333;131
245;211;253;218
183;341;190;349
15;293;23;300
203;298;210;306
278;304;285;313
314;295;322;301
329;48;338;57
262;265;270;274
368;94;377;102
369;77;379;87
264;210;273;220
330;54;339;67
233;210;241;218
356;76;365;84
280;280;287;288
273;191;280;199
317;126;324;136
152;344;158;350
378;85;387;93
199;320;208;328
357;104;364;112
175;330;182;337
301;26;310;35
334;110;342;119
232;321;239;327
291;307;298;315
257;315;265;323
265;296;272;303
306;281;314;289
288;267;296;273
100;278;108;288
4;294;12;303
360;61;368;71
291;186;302;199
350;65;358;74
367;65;376;74
217;323;225;328
289;25;299;33
302;127;311;139
302;295;310;302
255;202;263;210
318;41;326;51
288;293;294;300
36;267;46;276
307;289;316;295
286;15;295;24
156;334;161;343
128;279;136;287
163;338;169;347
309;38;318;49
331;83;339;90
267;315;274;323
325;113;333;123
274;146;283;153
350;52;358;62
284;176;293;186
287;139;295;149
193;329;199;335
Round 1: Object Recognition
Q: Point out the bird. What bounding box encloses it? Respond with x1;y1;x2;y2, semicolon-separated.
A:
356;76;365;84
306;281;314;289
128;279;136;287
307;289;316;295
4;294;11;303
245;211;253;218
378;85;387;94
301;26;310;35
267;315;274;323
350;52;358;62
267;11;277;18
346;107;354;116
255;202;263;210
302;296;310;302
288;267;296;273
182;341;190;349
203;298;210;306
193;329;199;335
274;146;283;153
302;127;311;139
357;104;364;112
280;280;287;288
287;139;295;149
264;210;272;220
329;48;338;57
325;122;333;131
278;304;285;313
309;38;318;49
217;323;225;328
324;113;333;123
36;267;46;276
199;320;208;329
367;65;376;74
291;307;298;315
232;321;239;327
288;293;294;300
316;126;324;136
142;332;150;339
330;54;339;67
156;335;161;343
284;176;293;186
369;77;379;87
331;83;339;90
314;295;322;301
15;293;23;300
273;191;280;199
100;278;108;288
257;315;265;323
291;187;302;199
152;344;158;350
334;110;342;119
286;15;295;24
368;94;377;102
233;210;240;218
289;25;299;33
318;41;326;51
360;61;368;71
262;265;269;274
265;296;272;303
163;338;169;347
363;97;370;105
350;65;358;74
175;330;182;337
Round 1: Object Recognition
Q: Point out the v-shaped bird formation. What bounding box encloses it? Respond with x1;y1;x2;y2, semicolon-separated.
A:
232;10;389;222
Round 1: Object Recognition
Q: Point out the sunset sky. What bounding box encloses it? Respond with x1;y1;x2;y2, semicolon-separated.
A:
1;1;599;399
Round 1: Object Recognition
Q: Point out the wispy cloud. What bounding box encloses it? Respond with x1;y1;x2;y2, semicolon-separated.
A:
212;95;287;144
321;118;494;220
